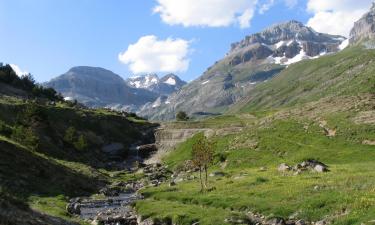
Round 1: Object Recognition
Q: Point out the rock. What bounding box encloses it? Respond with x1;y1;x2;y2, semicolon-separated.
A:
278;163;291;172
169;181;176;187
315;220;326;225
295;220;306;225
99;187;120;197
137;144;158;158
259;167;267;172
314;164;328;173
139;218;154;225
209;171;225;177
266;217;285;225
350;3;375;44
66;198;81;215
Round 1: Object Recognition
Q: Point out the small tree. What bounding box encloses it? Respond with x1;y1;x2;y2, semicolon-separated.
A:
73;135;88;151
64;126;76;143
176;111;189;121
191;133;215;192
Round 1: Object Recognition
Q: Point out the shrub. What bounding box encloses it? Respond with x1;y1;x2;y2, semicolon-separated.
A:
11;125;39;150
73;135;88;151
176;111;189;121
64;127;76;143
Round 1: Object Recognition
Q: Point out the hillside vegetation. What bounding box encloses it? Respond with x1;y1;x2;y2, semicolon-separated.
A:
135;46;375;225
230;46;375;113
0;65;157;224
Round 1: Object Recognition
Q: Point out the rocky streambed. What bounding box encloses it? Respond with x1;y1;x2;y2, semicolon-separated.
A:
66;164;171;225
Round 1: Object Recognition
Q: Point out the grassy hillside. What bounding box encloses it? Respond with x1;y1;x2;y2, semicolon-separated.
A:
135;46;375;225
229;46;375;113
0;65;158;224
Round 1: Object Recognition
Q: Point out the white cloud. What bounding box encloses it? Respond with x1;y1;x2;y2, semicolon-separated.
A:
259;0;297;14
259;0;275;14
284;0;298;8
306;0;373;37
153;0;258;28
118;35;191;74
9;64;29;76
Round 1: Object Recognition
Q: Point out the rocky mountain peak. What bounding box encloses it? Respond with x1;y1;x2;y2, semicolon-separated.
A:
228;20;345;66
349;3;375;44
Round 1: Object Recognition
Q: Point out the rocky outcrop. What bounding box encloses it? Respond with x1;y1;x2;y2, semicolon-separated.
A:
145;127;215;164
349;3;375;44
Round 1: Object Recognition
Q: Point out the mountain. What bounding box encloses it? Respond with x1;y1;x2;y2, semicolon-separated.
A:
126;73;186;95
350;3;375;45
139;21;346;120
45;67;186;112
45;66;157;111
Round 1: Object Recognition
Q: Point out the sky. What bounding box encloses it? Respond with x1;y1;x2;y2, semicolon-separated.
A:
0;0;373;82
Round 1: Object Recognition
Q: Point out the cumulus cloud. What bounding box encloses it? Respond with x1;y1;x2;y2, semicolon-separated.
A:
307;0;373;37
118;35;191;74
9;64;29;76
153;0;258;28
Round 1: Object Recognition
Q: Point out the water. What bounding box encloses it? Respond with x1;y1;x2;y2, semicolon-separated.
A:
79;193;140;220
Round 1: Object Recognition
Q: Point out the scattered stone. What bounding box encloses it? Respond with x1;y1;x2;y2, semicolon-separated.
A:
279;160;329;174
266;217;285;225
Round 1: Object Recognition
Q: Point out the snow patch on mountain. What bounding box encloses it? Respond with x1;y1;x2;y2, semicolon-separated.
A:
164;77;176;85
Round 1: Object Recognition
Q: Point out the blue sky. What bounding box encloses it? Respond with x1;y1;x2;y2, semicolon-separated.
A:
0;0;372;82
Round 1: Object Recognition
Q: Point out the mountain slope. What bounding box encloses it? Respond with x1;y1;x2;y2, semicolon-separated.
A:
230;47;374;114
140;21;346;121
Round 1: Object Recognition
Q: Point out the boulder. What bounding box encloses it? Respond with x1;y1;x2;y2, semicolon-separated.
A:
66;198;81;215
209;171;225;177
278;163;291;172
314;164;328;173
137;144;158;158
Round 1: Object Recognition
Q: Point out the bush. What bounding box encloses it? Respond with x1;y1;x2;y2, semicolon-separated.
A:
11;125;39;150
64;127;76;143
176;111;189;121
64;127;88;151
73;135;88;151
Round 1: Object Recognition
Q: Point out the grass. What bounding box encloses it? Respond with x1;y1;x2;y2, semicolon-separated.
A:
231;46;375;113
136;110;375;225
